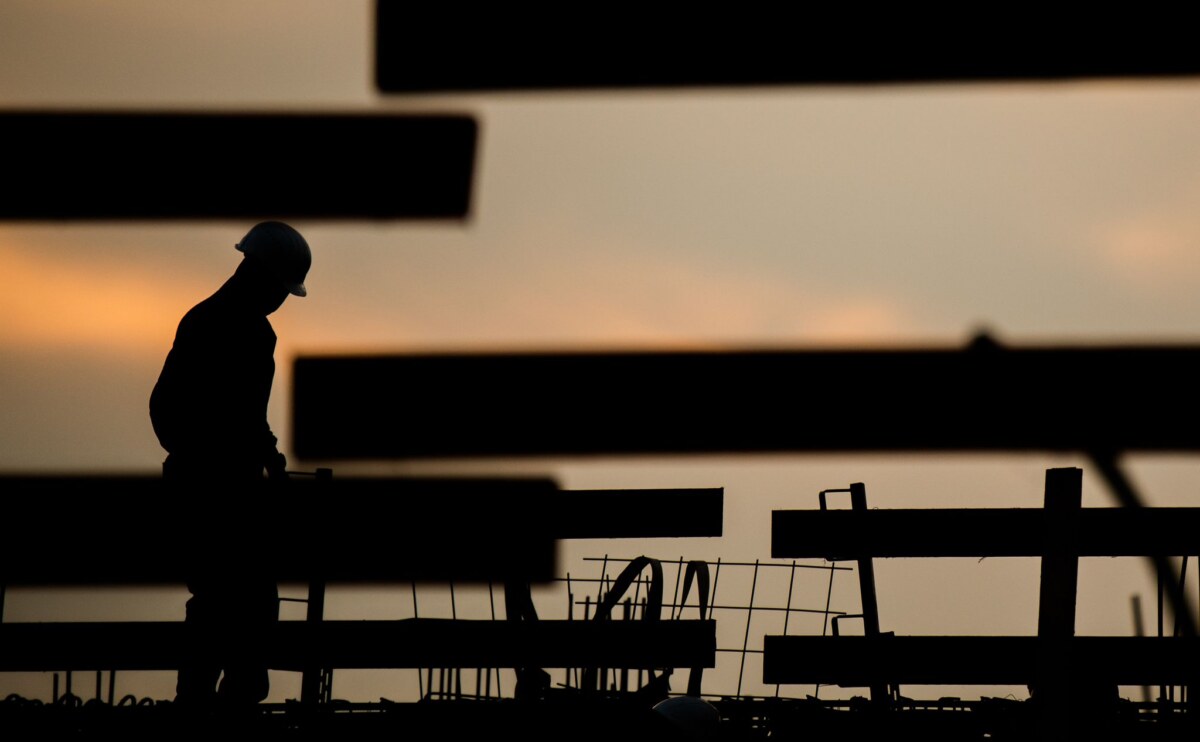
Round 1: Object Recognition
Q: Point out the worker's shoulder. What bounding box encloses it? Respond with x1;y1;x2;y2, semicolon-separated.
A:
176;295;225;334
176;294;274;343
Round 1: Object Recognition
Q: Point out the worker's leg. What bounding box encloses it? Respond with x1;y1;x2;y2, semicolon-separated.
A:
176;581;222;705
216;577;279;704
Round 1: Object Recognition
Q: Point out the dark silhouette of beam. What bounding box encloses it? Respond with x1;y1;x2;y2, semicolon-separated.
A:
0;619;716;671
0;112;476;220
0;476;555;583
0;479;722;584
763;636;1200;686
292;345;1200;459
771;507;1200;559
553;488;722;538
376;5;1200;92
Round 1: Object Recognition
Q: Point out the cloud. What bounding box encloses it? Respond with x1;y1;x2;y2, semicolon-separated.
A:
257;219;927;357
423;219;925;348
1089;178;1200;296
1096;220;1200;292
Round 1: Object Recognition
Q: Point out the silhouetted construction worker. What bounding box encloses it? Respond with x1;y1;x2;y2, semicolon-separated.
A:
150;221;311;706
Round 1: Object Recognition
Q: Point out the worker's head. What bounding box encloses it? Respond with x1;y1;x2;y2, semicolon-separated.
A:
236;221;311;299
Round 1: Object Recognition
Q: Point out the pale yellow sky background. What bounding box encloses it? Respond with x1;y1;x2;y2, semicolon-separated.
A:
3;0;1200;704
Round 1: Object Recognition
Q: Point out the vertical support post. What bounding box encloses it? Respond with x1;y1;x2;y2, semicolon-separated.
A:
850;482;890;707
300;579;327;705
1035;467;1082;740
1131;594;1151;704
1037;468;1081;637
301;468;333;706
1159;566;1166;708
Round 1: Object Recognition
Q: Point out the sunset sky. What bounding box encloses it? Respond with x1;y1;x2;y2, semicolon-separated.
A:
3;1;1200;704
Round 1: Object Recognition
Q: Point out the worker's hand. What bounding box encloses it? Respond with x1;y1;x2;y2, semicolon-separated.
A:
267;451;289;481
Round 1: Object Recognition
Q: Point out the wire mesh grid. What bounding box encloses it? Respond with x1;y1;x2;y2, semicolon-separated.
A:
411;555;854;702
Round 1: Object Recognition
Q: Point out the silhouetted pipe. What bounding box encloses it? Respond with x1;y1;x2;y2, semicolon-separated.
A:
1088;452;1196;639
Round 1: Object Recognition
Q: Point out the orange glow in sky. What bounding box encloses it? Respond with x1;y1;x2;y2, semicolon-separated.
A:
0;240;204;356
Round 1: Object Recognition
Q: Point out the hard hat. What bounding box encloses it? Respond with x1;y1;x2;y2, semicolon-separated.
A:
235;221;311;297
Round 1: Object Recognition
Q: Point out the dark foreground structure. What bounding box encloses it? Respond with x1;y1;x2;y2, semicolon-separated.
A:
0;695;1190;741
3;467;1199;740
7;346;1200;739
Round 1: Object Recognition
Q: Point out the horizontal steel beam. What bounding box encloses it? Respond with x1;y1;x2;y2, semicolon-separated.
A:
292;346;1200;458
0;619;716;671
0;476;556;583
772;507;1200;558
553;488;722;538
376;6;1200;91
763;636;1200;685
0;478;721;583
0;112;476;219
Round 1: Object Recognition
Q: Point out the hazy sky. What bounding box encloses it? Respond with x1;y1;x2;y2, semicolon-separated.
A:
3;1;1200;704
